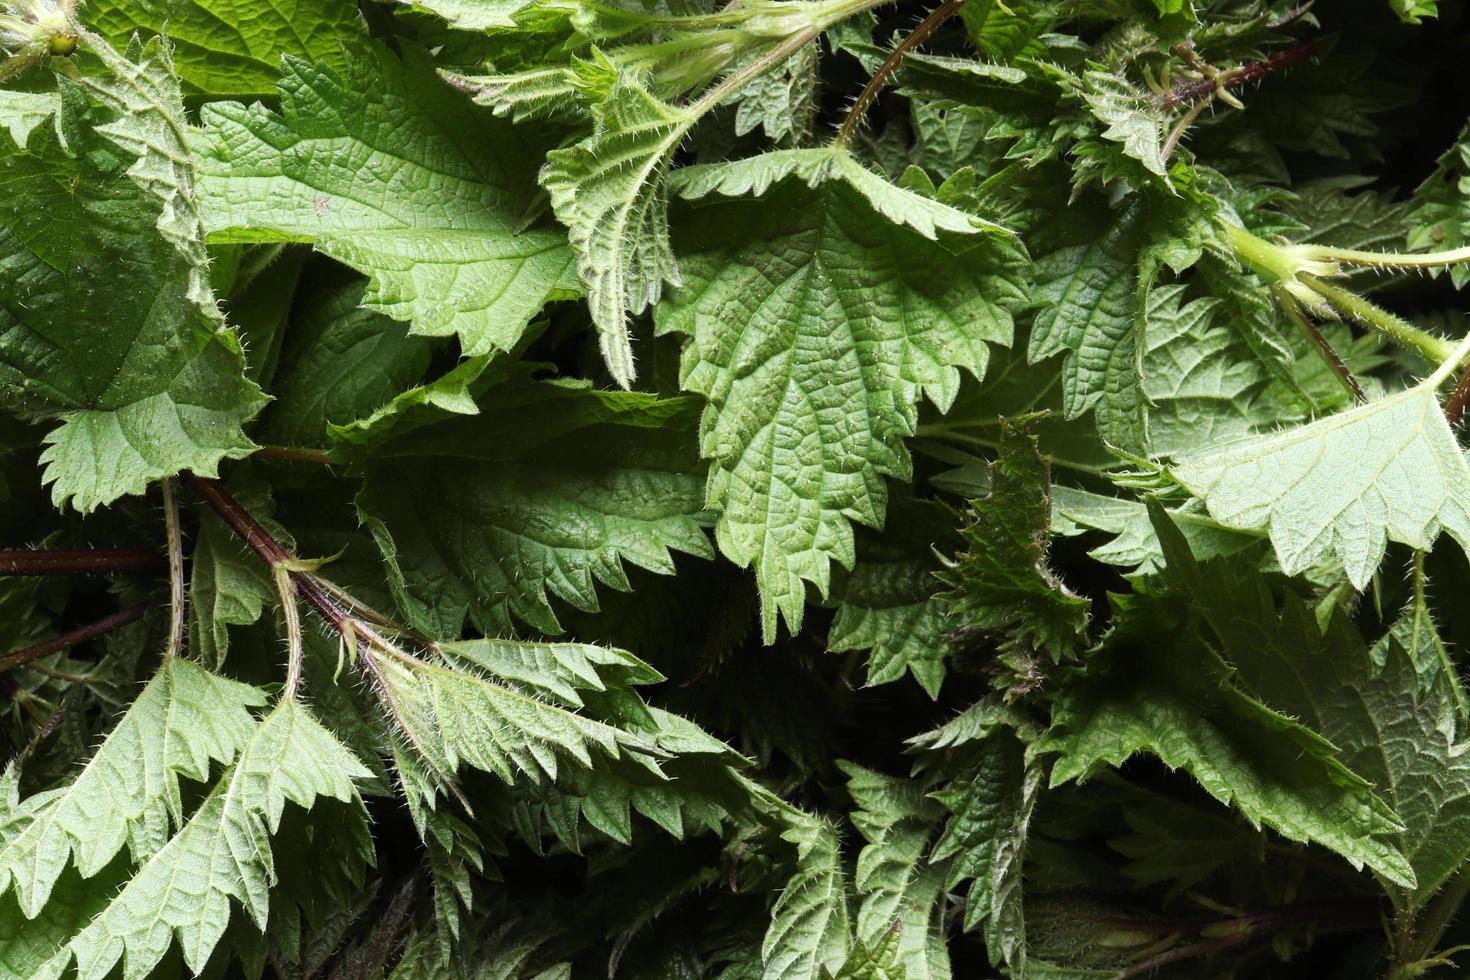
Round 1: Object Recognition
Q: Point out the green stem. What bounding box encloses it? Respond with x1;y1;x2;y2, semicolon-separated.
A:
1394;865;1470;977
1298;274;1459;365
691;0;893;114
1298;243;1470;270
913;425;1113;477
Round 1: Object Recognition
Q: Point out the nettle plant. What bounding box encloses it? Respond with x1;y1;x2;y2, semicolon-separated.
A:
4;0;1470;976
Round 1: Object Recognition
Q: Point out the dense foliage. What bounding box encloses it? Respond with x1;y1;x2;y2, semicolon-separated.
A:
3;0;1470;976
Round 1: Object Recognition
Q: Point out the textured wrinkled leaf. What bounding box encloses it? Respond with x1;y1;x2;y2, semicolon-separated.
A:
396;0;534;30
196;47;578;360
762;814;850;980
669;146;1008;238
367;634;671;792
82;0;364;97
1027;198;1146;422
841;763;951;980
0;660;264;917
939;418;1089;659
1051;486;1260;574
1078;68;1167;179
1158;516;1470;907
259;275;435;447
65;700;369;979
925;730;1037;965
0;39;265;511
0;91;54;146
543;73;694;387
658;179;1024;642
357;376;712;637
1173;366;1470;587
1406;119;1470;288
829;500;953;698
1039;508;1417;888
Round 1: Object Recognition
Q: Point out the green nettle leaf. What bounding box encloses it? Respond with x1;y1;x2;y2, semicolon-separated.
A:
939;418;1089;663
81;0;364;97
658;179;1024;642
0;39;266;511
395;0;535;31
1389;0;1438;22
730;42;818;143
1039;508;1417;889
0;90;54;146
0;659;265;917
258;276;435;447
366;643;664;789
828;500;953;698
355;375;713;637
1077;67;1168;180
64;699;369;980
921;726;1038;966
195;47;579;361
842;762;951;980
543;73;695;388
1406;119;1470;288
668;146;1010;238
6;5;1470;977
763;813;850;980
1051;486;1260;575
1026;197;1146;423
0;866;113;980
1157;519;1470;909
1173;357;1470;587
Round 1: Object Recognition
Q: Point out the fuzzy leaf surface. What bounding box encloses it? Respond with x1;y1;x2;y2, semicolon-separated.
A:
65;700;368;979
195;48;579;360
0;41;265;511
0;660;264;917
82;0;363;97
658;180;1023;642
356;375;713;637
1173;373;1470;587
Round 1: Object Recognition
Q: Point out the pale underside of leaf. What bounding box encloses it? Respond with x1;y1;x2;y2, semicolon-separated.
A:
1174;379;1470;586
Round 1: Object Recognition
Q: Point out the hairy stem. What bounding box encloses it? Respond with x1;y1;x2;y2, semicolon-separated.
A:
186;475;421;667
1298;274;1459;365
1298;243;1470;270
0;548;165;576
836;0;965;145
1395;866;1470;974
1161;96;1208;161
693;0;892;116
1162;39;1317;109
185;474;349;632
274;564;306;700
161;479;186;662
0;603;149;675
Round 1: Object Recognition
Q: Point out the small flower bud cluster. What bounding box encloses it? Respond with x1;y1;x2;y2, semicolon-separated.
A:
0;0;76;61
